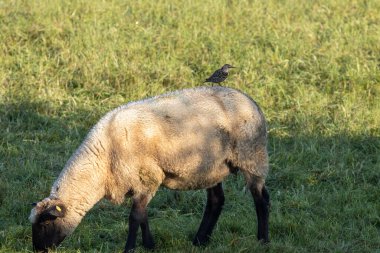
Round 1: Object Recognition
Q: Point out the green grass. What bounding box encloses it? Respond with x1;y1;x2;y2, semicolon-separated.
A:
1;0;379;252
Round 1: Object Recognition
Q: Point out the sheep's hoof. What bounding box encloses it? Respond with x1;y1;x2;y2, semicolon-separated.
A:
143;240;155;250
258;238;270;245
124;248;135;253
192;236;209;246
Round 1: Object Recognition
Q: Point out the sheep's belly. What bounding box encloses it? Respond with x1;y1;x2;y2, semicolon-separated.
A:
161;163;231;190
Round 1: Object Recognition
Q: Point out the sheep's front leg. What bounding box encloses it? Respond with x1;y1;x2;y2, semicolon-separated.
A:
124;196;154;252
250;183;270;243
193;183;225;246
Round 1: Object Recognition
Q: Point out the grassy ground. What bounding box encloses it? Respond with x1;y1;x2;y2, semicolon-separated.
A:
1;0;379;252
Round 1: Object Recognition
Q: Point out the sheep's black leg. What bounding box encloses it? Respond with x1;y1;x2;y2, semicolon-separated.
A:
250;185;270;243
140;215;154;249
193;182;225;246
124;196;154;252
124;205;140;253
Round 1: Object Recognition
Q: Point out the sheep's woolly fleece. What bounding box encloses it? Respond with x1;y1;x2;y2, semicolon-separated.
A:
30;86;268;235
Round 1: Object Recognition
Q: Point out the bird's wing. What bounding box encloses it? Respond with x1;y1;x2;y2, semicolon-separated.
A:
205;70;218;82
212;69;226;79
205;69;228;82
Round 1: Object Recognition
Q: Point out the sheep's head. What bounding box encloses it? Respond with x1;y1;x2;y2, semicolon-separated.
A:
30;198;68;252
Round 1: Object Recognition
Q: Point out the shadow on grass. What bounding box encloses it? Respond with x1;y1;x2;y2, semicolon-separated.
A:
0;97;379;252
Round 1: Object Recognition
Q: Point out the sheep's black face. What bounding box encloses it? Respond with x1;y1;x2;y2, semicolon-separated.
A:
31;204;67;252
32;220;67;252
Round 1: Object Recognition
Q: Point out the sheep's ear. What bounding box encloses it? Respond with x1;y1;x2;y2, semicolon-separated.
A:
47;205;65;218
39;205;65;222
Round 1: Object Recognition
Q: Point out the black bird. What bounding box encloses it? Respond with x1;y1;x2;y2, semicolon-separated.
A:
204;64;235;84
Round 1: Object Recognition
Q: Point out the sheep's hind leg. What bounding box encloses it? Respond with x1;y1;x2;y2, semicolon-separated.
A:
193;182;225;246
249;178;270;243
124;196;154;253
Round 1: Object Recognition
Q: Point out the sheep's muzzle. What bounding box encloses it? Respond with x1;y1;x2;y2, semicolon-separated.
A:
32;221;66;252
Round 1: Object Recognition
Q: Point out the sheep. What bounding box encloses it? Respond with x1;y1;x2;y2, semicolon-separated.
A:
29;86;270;252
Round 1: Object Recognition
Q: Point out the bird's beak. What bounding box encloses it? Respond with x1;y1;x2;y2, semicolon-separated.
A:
230;66;236;68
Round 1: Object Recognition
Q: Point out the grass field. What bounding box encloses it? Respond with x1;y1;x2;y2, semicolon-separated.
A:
1;0;379;252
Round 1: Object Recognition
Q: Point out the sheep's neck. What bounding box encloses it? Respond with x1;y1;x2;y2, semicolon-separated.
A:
50;142;108;218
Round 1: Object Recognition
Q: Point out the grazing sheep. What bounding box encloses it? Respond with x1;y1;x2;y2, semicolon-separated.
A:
29;86;270;252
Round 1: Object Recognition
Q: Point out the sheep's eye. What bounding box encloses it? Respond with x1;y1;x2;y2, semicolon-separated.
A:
43;220;51;225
